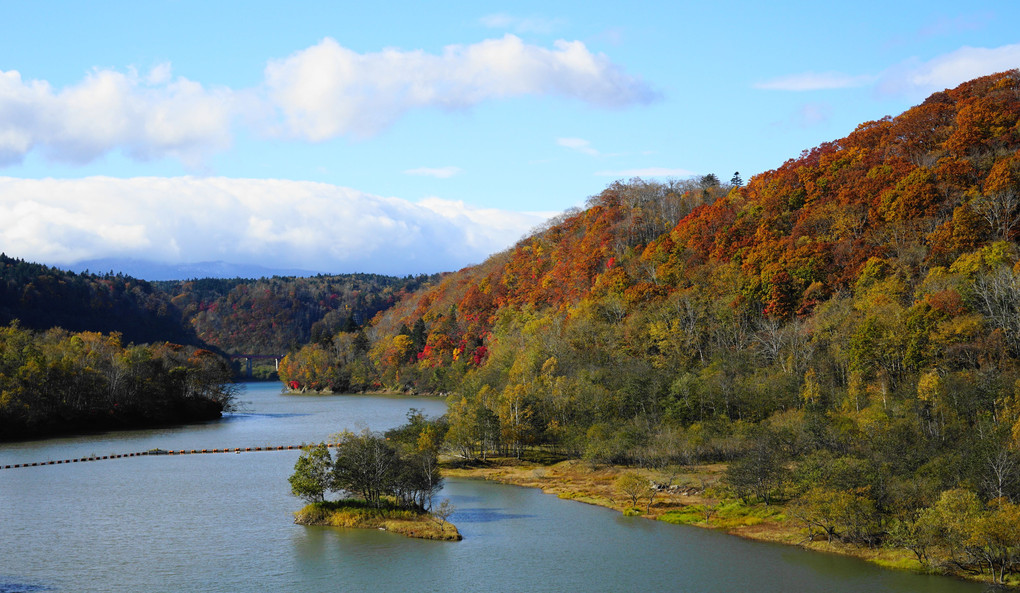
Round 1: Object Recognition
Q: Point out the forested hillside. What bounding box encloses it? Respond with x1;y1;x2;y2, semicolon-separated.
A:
281;70;1020;582
0;260;437;436
0;255;202;347
0;254;438;356
155;274;437;354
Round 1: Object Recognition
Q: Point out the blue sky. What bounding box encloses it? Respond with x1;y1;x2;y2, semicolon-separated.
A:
1;1;1018;276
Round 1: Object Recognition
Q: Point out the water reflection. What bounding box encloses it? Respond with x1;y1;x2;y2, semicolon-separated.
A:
221;412;312;420
449;508;534;523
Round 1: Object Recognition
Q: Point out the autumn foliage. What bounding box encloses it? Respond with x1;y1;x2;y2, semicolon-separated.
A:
277;71;1020;583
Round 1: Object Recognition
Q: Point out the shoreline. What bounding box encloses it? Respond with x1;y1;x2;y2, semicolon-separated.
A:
294;500;461;541
280;387;436;397
443;458;993;587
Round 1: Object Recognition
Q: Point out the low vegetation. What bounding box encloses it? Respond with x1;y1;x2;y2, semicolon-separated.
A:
294;499;460;541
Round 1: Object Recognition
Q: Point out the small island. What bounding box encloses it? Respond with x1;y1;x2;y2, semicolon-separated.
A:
294;499;460;541
288;412;460;541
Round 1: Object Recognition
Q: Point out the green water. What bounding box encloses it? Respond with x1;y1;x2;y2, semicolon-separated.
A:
0;383;987;592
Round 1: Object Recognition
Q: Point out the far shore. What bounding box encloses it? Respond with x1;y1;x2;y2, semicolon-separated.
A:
281;386;441;397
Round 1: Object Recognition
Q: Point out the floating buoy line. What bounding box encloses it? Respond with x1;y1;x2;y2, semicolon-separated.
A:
1;443;336;470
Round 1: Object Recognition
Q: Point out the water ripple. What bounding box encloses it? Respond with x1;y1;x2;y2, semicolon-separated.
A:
0;578;53;593
451;508;533;523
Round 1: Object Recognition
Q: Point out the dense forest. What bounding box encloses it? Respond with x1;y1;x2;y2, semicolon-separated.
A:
279;70;1020;582
0;255;202;347
154;273;437;355
0;257;435;436
0;254;439;356
0;322;236;440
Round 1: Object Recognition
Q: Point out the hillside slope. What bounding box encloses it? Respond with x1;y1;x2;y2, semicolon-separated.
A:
0;254;437;356
0;255;202;347
282;71;1020;581
295;69;1020;399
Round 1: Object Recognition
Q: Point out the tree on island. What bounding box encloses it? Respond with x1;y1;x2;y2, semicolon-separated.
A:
288;443;334;503
289;413;447;511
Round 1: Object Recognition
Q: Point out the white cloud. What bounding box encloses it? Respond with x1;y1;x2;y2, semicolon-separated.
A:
754;71;875;91
0;177;550;275
594;167;694;178
557;137;599;156
878;44;1020;97
403;166;462;178
264;35;658;140
0;66;235;167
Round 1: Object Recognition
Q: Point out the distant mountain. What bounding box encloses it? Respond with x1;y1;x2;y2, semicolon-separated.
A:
64;258;319;281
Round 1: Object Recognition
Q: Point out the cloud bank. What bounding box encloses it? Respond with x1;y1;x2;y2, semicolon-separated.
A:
0;35;655;167
0;177;549;275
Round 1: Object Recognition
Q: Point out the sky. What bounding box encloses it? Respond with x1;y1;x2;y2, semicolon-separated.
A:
1;1;1019;277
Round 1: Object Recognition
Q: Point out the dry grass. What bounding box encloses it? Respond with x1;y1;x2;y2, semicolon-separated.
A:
444;458;724;516
443;457;940;577
294;500;461;541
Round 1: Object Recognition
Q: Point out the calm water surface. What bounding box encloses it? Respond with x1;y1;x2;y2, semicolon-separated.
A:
0;383;987;592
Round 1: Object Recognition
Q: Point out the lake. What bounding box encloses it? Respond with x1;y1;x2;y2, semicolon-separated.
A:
0;383;986;592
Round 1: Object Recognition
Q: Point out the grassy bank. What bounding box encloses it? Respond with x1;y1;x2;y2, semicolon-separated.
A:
294;499;461;541
443;458;955;581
